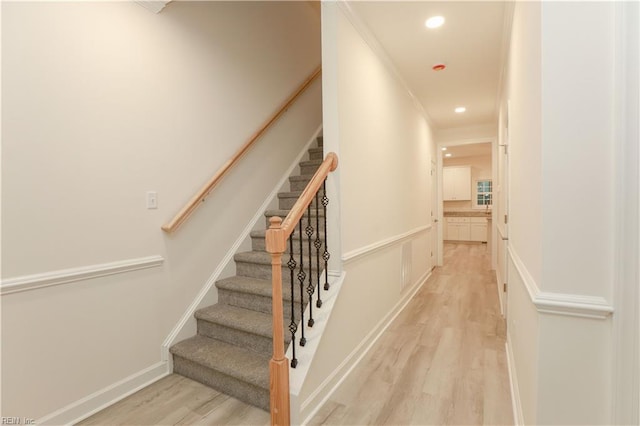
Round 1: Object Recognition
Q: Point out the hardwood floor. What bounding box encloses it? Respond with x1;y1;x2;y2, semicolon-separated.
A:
77;374;269;426
78;242;512;426
308;242;512;426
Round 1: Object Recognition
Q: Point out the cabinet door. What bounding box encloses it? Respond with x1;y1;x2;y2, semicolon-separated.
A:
448;223;460;240
470;224;487;242
443;168;457;200
456;167;471;200
458;223;471;241
443;167;471;201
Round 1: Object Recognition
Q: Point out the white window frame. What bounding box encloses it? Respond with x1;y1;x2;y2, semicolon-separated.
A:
473;178;493;210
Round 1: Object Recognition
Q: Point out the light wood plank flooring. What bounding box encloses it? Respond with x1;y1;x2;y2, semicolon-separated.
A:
308;242;512;426
78;242;512;425
77;374;270;425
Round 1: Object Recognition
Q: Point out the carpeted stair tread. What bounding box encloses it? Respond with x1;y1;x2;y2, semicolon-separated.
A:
217;275;310;302
234;248;320;263
264;209;325;219
308;147;323;157
278;191;305;199
289;174;316;182
234;250;279;266
170;335;269;389
250;229;325;240
195;304;275;339
216;276;272;297
299;159;322;168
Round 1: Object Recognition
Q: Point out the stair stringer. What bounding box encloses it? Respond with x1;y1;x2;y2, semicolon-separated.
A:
161;124;323;366
287;270;346;425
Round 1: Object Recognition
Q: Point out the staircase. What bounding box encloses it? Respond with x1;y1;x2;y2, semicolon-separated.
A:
169;136;324;411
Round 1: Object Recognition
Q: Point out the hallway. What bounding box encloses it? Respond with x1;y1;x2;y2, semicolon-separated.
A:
78;243;512;425
308;242;512;425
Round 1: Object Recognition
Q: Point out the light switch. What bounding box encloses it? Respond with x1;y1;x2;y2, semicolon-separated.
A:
146;191;158;209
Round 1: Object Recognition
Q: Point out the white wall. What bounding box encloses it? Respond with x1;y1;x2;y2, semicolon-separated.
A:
502;2;617;424
299;3;434;419
1;1;321;420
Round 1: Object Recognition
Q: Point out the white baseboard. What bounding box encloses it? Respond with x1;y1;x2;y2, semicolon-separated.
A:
505;339;524;426
37;361;169;426
300;269;432;424
161;125;323;361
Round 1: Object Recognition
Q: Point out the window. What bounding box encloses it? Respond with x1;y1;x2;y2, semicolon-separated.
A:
474;179;492;209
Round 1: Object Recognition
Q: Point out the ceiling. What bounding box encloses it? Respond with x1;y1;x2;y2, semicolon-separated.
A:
349;1;508;130
442;142;492;159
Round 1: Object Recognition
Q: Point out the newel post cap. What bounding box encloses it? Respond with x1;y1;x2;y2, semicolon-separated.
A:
266;216;286;254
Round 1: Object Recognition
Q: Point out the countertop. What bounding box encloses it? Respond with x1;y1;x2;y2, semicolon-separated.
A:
444;210;492;218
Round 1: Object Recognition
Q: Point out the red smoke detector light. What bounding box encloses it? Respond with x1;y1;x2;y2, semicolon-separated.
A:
432;63;446;71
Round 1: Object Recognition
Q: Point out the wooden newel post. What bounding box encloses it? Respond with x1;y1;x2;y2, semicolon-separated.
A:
265;216;290;426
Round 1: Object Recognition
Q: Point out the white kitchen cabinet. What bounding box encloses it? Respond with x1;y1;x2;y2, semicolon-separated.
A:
443;166;471;201
470;217;488;242
445;217;471;241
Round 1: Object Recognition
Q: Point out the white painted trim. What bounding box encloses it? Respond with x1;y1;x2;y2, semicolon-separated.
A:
508;246;614;320
341;225;431;264
288;271;345;397
612;2;640;423
288;271;346;425
161;124;324;361
336;1;433;127
300;269;432;425
0;256;164;296
505;339;525;426
37;361;169;426
134;1;171;14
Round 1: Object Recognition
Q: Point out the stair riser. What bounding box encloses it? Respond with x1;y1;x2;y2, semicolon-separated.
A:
300;163;321;176
264;212;325;228
290;177;312;191
279;196;321;210
217;289;303;318
308;149;323;161
173;356;269;411
197;320;277;355
251;236;325;253
236;261;322;285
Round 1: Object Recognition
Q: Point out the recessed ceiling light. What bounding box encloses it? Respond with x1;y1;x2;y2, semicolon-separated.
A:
425;16;445;29
455;107;466;113
441;147;447;151
444;153;452;157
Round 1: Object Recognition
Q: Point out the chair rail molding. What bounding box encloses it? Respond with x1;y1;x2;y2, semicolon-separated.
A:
0;255;164;295
134;1;171;14
508;246;614;320
342;225;432;265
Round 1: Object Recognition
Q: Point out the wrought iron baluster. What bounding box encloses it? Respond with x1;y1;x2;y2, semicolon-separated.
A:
287;234;298;368
322;179;331;291
306;204;315;327
314;190;323;308
297;220;306;346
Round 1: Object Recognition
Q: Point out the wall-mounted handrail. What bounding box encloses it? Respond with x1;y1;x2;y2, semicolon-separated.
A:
265;152;338;426
161;66;322;234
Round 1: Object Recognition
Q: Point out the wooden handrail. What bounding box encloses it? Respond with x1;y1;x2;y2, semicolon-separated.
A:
161;66;322;233
281;152;338;239
265;152;338;426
